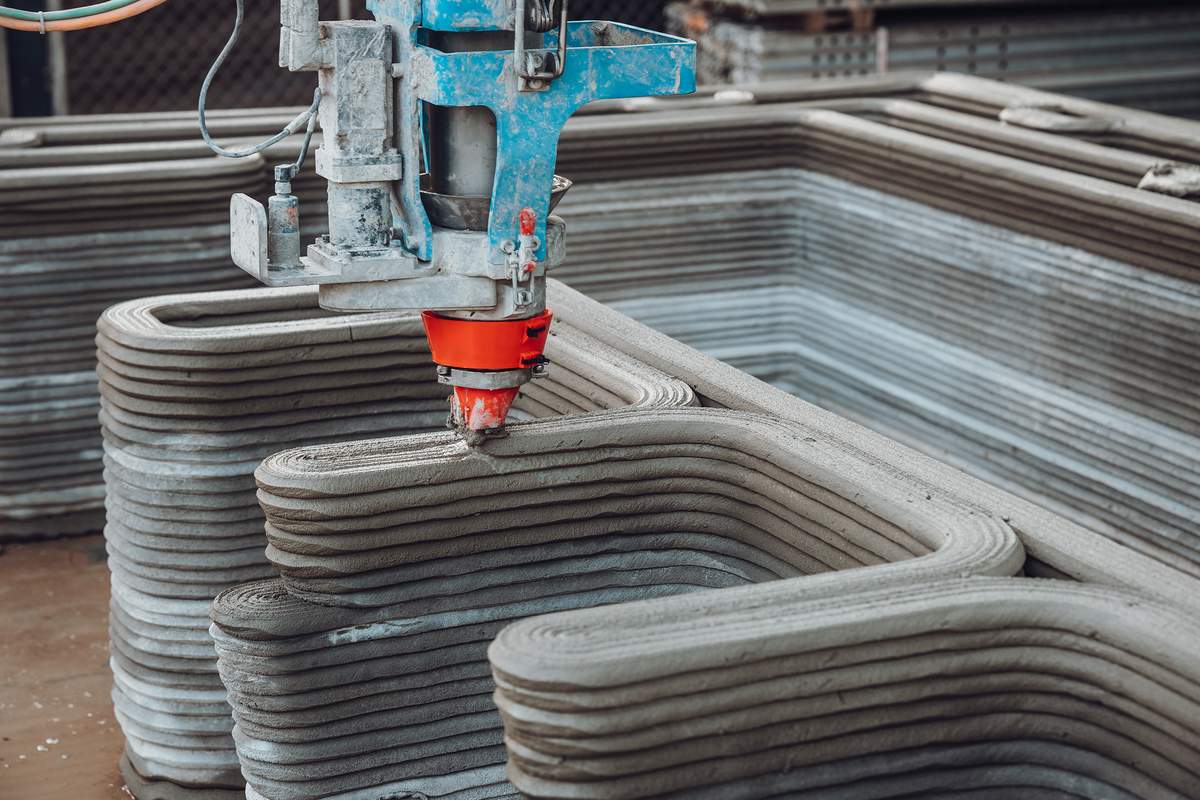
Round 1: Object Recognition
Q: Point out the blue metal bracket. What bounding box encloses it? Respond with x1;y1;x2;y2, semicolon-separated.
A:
420;0;514;31
368;2;696;267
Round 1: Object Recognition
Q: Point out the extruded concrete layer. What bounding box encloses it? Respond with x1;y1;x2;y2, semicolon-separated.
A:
211;404;1026;800
98;286;693;798
552;161;1200;573
0;107;329;148
490;577;1200;799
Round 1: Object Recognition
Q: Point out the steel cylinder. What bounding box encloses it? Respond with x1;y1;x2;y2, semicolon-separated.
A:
267;189;302;268
426;31;535;207
327;183;391;248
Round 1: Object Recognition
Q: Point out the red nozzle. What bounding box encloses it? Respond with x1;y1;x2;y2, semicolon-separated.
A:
451;387;522;432
422;310;553;433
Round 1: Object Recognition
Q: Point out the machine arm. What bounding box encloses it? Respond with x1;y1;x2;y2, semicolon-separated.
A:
228;0;696;441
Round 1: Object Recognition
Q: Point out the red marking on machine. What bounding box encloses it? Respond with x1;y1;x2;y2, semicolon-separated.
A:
519;207;537;236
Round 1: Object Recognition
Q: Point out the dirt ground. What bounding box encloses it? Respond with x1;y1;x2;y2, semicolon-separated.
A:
0;536;131;799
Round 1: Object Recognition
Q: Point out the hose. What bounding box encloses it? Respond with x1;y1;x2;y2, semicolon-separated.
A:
199;0;321;166
0;0;168;32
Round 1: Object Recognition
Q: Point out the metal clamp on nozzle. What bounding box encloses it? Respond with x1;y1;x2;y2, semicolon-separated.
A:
436;366;535;391
423;310;554;440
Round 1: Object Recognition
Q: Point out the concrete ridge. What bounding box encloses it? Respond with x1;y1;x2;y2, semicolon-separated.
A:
492;577;1200;798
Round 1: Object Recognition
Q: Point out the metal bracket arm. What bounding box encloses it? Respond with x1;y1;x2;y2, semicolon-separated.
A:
410;21;696;267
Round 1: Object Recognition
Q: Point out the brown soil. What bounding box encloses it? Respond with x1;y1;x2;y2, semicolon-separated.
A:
0;536;130;799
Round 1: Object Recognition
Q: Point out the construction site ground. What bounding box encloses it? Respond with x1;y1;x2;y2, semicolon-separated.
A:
0;536;131;799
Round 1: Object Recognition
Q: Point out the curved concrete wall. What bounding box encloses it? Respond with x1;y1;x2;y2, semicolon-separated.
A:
487;285;1200;799
551;106;1200;575
211;403;1024;799
493;578;1200;798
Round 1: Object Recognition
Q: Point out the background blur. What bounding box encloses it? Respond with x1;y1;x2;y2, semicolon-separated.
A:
0;0;667;116
5;1;1200;120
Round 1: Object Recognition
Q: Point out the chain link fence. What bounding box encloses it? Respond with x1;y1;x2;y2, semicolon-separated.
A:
40;1;669;115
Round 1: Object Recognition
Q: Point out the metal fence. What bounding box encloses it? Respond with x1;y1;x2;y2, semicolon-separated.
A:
5;1;669;116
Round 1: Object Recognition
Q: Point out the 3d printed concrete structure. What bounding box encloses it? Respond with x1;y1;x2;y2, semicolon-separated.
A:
486;286;1200;799
493;577;1200;798
3;73;1194;797
553;81;1200;574
209;283;1199;800
98;286;693;796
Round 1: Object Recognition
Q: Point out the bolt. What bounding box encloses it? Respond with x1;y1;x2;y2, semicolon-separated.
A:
436;366;451;376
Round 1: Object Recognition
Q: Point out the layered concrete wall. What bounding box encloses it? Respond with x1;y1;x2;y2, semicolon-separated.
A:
493;578;1200;798
551;101;1200;575
489;283;1200;798
97;286;694;797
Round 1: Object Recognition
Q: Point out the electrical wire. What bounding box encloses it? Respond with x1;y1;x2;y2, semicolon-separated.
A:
0;0;168;32
198;0;321;164
289;95;320;174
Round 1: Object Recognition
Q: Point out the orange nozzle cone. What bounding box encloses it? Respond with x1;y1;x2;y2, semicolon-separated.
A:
451;387;521;432
422;310;554;434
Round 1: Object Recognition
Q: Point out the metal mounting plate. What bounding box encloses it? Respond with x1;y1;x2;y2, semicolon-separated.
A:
230;193;268;281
